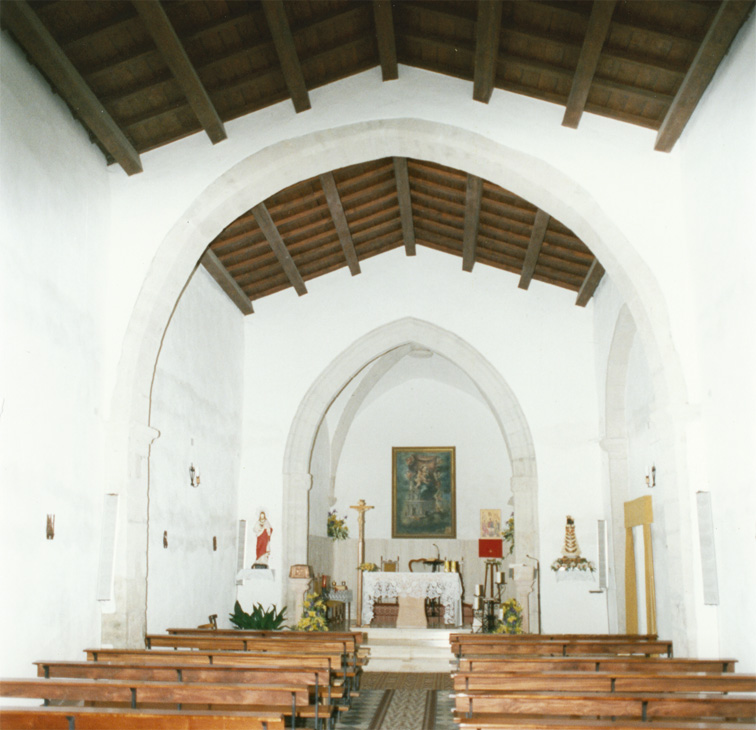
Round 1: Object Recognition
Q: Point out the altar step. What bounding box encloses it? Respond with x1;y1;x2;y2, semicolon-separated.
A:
363;628;456;673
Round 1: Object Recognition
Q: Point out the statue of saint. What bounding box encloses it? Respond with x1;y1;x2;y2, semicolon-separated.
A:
253;511;273;567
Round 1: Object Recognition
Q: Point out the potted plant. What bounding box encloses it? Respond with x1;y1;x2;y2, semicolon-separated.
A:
229;600;287;630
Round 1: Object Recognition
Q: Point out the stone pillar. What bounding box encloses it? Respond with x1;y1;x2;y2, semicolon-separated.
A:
282;472;312;613
510;474;539;633
510;563;536;634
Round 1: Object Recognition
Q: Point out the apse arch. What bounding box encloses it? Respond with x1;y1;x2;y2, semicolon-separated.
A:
281;316;540;628
107;117;692;649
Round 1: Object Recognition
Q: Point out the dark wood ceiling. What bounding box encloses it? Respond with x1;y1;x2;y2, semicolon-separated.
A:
3;0;752;310
203;156;604;311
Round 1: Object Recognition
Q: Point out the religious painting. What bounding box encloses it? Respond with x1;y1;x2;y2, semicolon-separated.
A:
480;509;501;538
392;447;456;539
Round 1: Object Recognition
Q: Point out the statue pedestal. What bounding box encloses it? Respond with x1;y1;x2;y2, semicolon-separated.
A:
288;565;313;627
510;563;536;633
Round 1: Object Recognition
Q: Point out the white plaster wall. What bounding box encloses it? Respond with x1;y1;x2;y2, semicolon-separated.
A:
675;14;756;670
240;245;605;633
147;267;244;631
0;33;111;674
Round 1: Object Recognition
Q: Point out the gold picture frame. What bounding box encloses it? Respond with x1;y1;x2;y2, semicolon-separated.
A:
392;447;456;539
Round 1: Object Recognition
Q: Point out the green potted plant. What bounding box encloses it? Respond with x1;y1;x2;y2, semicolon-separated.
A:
229;600;287;630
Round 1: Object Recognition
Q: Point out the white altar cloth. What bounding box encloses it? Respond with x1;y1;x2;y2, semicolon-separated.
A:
362;571;463;626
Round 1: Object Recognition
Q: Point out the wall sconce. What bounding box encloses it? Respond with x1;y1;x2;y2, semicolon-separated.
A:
645;465;656;488
189;463;200;488
46;514;55;540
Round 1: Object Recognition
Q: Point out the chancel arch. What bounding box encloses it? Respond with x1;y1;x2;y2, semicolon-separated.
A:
106;118;693;650
281;317;539;629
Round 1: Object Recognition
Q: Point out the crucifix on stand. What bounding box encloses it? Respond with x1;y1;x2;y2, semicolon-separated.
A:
350;499;374;627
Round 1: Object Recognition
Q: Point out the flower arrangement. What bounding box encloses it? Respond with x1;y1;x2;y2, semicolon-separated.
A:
501;513;515;557
358;562;378;572
493;598;523;634
327;510;349;541
295;592;329;631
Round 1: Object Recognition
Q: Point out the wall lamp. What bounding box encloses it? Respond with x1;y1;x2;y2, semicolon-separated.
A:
645;465;656;488
190;463;200;488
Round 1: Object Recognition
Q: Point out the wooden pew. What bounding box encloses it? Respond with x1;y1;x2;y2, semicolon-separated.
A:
454;639;673;658
36;659;342;708
0;705;286;729
453;670;756;694
143;634;363;694
456;656;738;674
166;628;368;647
457;718;754;730
85;648;359;701
451;633;659;645
453;690;756;723
0;677;329;730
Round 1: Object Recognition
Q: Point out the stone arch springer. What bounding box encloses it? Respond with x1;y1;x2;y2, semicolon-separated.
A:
106;117;693;648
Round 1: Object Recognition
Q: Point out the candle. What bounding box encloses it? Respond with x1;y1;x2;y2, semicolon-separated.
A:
474;584;483;596
473;597;481;611
495;571;503;584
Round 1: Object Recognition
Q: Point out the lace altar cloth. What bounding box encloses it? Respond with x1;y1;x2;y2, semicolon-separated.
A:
362;571;463;625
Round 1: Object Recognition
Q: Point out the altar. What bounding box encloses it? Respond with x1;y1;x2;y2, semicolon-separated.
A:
362;571;463;627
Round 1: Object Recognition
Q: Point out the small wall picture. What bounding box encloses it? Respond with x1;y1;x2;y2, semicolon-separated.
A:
480;509;501;538
392;447;456;538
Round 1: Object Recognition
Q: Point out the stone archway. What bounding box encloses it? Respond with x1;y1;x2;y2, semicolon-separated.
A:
106;118;692;650
280;316;540;628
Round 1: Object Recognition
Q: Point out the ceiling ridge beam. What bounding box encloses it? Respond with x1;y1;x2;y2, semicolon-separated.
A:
562;0;616;129
473;0;503;103
373;0;398;81
576;258;605;306
320;173;361;276
1;0;142;175
519;209;550;290
261;0;311;113
655;0;755;152
252;203;308;296
132;0;226;144
462;175;483;271
201;250;254;315
393;157;417;256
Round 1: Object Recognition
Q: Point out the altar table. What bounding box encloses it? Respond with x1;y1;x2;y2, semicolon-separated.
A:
362;571;463;627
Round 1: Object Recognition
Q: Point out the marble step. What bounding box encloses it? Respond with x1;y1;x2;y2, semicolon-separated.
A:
363;628;456;673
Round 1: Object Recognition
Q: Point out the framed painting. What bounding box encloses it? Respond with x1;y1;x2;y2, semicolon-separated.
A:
392;447;456;539
480;509;501;538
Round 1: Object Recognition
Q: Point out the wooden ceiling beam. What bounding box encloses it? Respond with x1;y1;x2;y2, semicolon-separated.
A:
473;0;503;103
320;172;361;276
261;0;311;113
1;0;142;175
655;0;754;152
252;203;308;296
562;0;616;129
372;0;398;81
462;175;483;271
132;1;226;144
518;209;550;290
575;258;605;306
393;157;416;256
200;249;254;315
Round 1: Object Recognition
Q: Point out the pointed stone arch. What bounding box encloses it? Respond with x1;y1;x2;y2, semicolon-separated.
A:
281;317;540;628
106;117;693;650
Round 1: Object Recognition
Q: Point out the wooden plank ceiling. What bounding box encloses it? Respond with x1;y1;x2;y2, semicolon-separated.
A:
206;157;603;310
3;0;752;308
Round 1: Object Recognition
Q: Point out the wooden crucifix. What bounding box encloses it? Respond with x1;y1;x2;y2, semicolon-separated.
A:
350;499;374;627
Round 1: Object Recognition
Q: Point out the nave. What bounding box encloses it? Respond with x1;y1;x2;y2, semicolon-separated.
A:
1;628;754;729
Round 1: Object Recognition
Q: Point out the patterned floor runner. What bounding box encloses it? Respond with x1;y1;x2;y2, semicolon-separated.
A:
324;688;455;730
